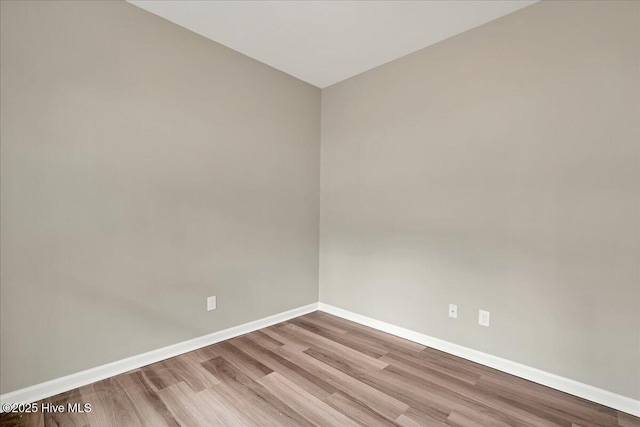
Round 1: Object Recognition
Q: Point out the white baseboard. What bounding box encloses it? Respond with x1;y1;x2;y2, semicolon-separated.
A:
318;302;640;417
0;302;319;410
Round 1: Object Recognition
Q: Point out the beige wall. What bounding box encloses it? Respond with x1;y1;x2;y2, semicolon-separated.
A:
320;0;640;399
0;1;320;394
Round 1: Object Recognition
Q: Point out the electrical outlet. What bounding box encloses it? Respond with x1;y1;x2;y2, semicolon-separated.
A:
448;304;458;319
207;296;217;311
479;309;490;327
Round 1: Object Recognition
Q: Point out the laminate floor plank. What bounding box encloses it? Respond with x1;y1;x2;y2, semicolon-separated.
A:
294;314;350;335
156;382;223;426
288;318;389;358
140;361;181;392
474;378;617;427
163;353;221;392
309;312;427;353
200;375;288;427
276;342;411;420
257;372;360;427
446;406;514;427
232;335;338;400
1;311;637;427
376;365;560;427
277;323;389;371
0;411;43;427
299;330;577;427
245;330;284;350
380;351;480;386
210;341;273;382
477;374;618;422
324;391;402;427
302;345;477;422
189;345;221;363
191;387;253;426
116;371;180;427
261;325;310;350
447;410;499;427
42;388;90;427
397;414;431;427
618;412;640;427
381;352;480;390
396;407;449;427
201;356;311;427
79;378;142;427
345;328;430;357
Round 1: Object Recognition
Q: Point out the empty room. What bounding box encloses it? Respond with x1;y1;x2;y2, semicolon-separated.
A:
0;0;638;426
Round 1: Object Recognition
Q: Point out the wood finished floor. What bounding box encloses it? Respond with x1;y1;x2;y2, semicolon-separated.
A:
1;311;638;427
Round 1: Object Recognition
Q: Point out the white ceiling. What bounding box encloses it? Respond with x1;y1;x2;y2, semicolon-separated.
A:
127;1;537;88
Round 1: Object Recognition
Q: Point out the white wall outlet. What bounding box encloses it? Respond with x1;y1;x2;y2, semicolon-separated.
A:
479;309;490;327
448;304;458;319
207;296;217;311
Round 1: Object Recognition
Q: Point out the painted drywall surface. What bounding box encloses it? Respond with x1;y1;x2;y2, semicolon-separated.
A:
320;0;639;399
0;1;320;394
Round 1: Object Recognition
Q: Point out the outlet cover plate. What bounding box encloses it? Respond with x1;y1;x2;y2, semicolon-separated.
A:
448;304;458;319
479;309;490;327
207;296;217;311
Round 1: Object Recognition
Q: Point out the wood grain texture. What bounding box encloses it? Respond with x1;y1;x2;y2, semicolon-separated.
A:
1;311;637;426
